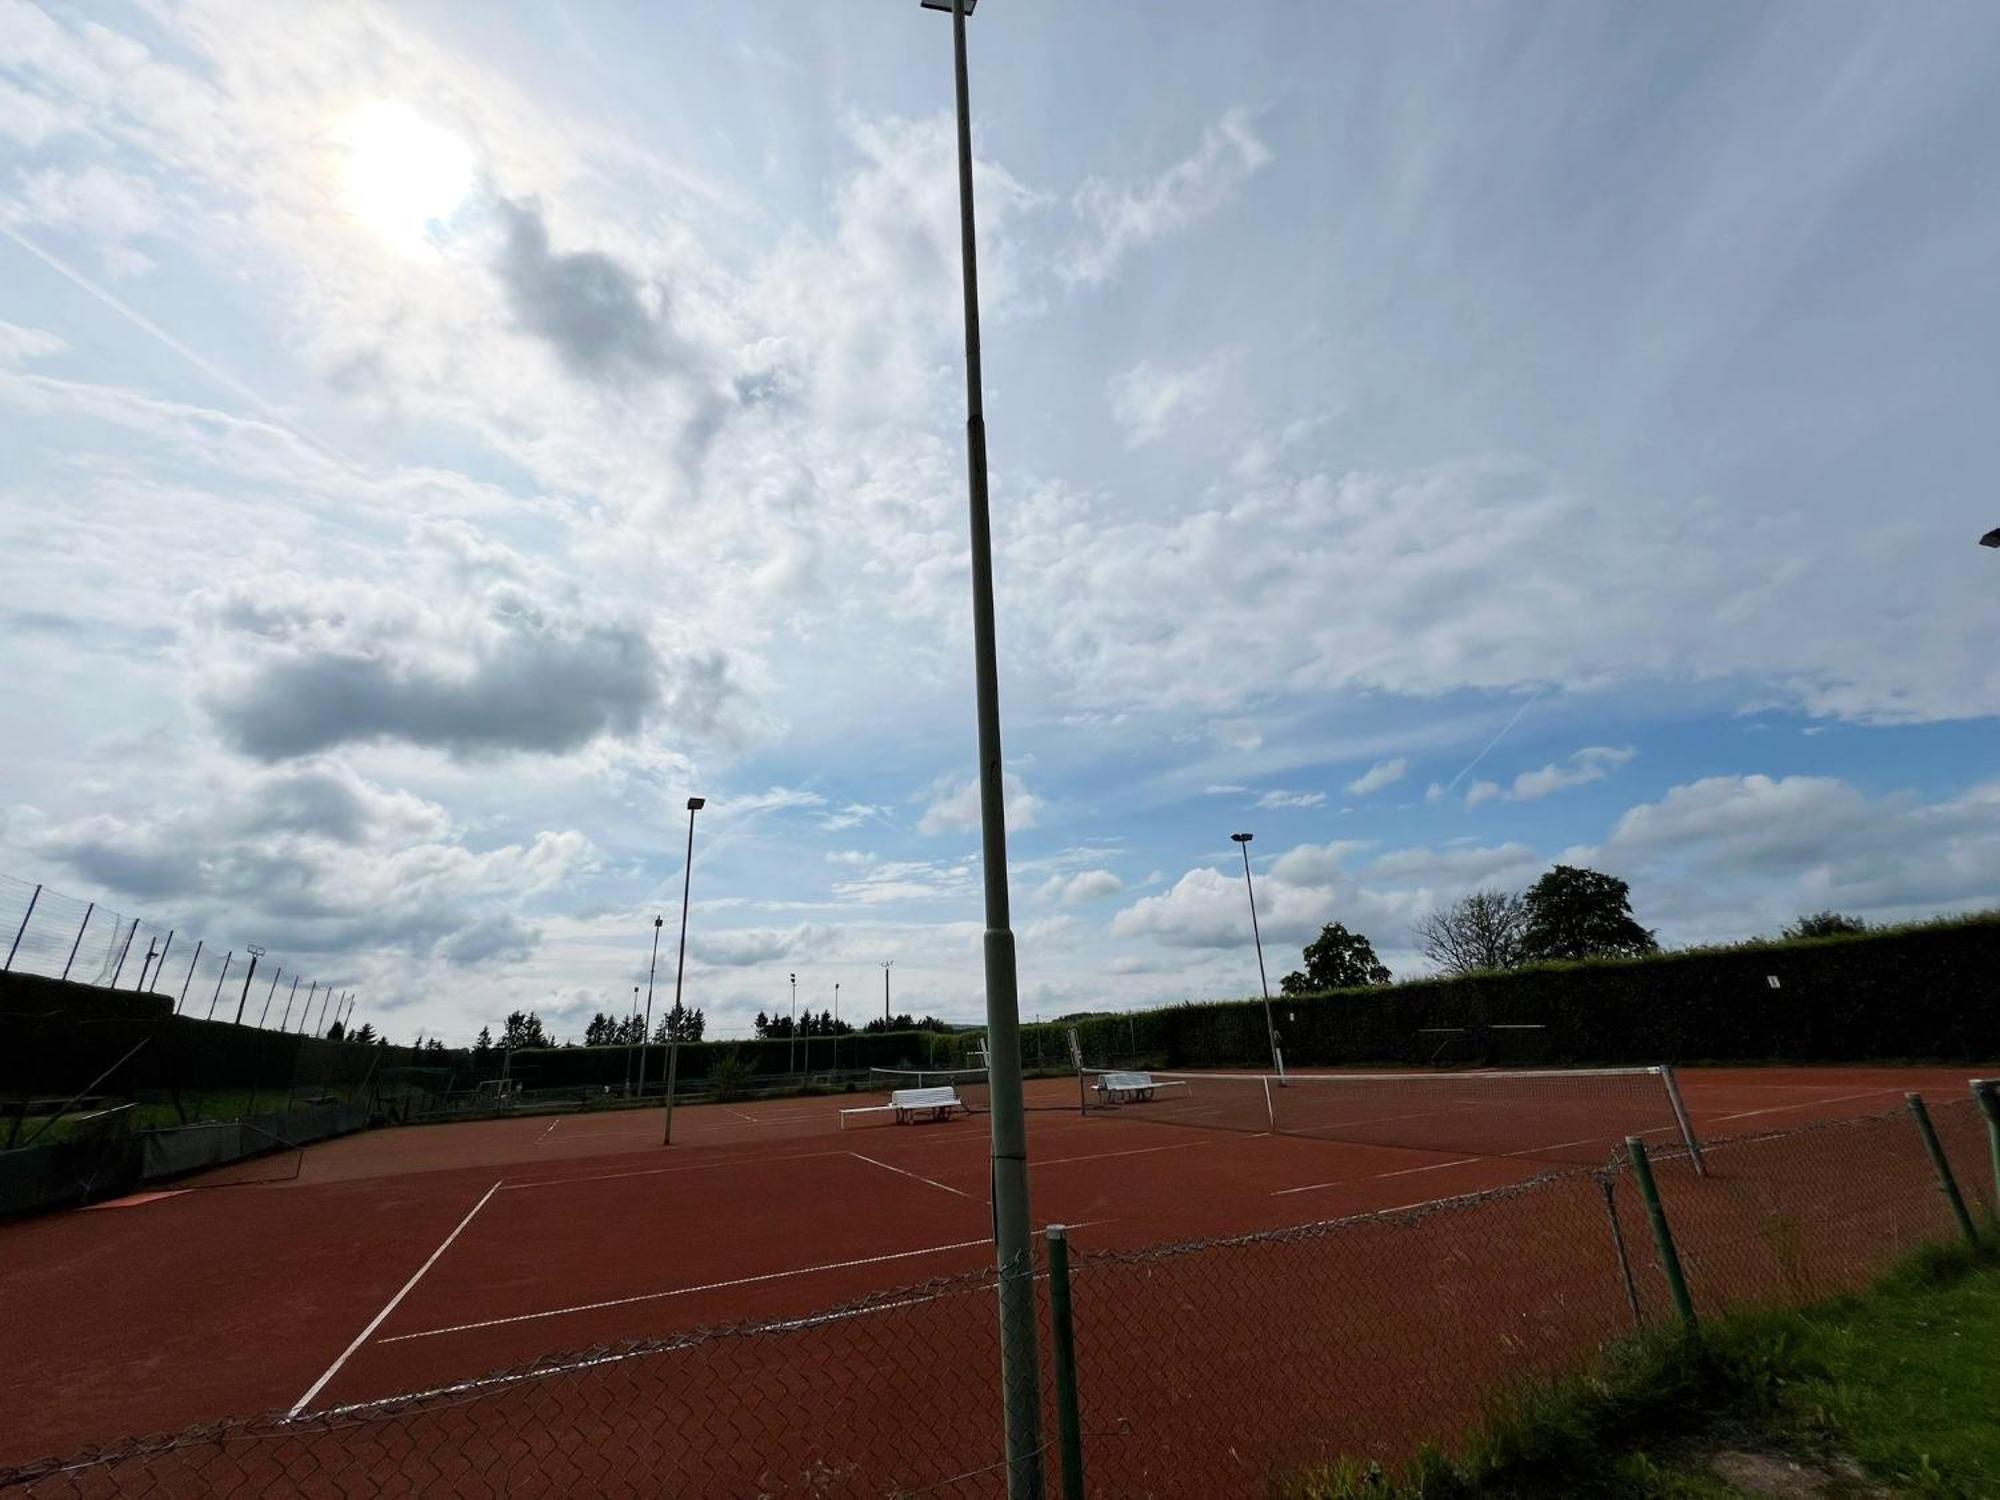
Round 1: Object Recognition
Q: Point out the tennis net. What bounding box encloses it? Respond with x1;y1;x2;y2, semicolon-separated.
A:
866;1066;1082;1114
1082;1066;1703;1168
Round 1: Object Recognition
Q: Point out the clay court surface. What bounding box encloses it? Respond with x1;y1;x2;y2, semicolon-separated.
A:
0;1063;1984;1464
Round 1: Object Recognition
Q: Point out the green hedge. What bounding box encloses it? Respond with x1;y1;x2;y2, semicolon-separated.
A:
0;971;429;1105
490;1028;969;1092
1067;913;2000;1071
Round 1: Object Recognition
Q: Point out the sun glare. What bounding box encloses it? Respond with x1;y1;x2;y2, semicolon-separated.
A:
340;101;476;251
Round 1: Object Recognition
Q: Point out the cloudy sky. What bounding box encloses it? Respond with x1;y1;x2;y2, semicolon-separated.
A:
3;1;1998;1046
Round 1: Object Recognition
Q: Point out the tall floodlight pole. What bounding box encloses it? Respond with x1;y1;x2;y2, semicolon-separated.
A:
920;1;1042;1490
789;972;798;1077
883;960;893;1026
626;985;641;1095
637;915;664;1099
663;797;704;1146
233;945;265;1026
1232;833;1280;1072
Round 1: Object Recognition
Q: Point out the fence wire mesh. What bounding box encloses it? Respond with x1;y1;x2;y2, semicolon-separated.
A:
1;1095;1994;1498
1;873;345;1034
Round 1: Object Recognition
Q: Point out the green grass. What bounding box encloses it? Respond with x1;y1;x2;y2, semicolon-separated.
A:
1283;1242;2000;1499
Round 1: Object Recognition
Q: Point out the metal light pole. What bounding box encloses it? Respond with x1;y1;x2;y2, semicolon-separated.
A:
921;0;1042;1489
1232;833;1280;1072
257;967;281;1028
626;985;641;1095
637;915;664;1099
234;946;264;1026
663;797;704;1146
883;960;893;1026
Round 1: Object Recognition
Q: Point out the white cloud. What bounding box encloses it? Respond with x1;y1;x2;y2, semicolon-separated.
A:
1508;745;1636;802
917;771;1044;836
1465;780;1502;808
1066;108;1271;284
1035;868;1124;905
1347;757;1408;796
1254;789;1327;809
1106;352;1231;447
0;322;66;363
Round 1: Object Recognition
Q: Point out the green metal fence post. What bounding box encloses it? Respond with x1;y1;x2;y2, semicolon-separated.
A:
1044;1225;1086;1500
1626;1136;1697;1329
1906;1092;1978;1248
1974;1080;2000;1221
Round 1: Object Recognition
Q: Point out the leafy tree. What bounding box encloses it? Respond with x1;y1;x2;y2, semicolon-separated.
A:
424;1037;445;1053
324;1019;346;1042
1784;911;1869;940
1412;890;1530;976
502;1010;549;1050
472;1026;492;1063
860;1013;952;1034
1278;923;1391;994
1519;866;1657;962
653;1003;704;1043
583;1012;616;1047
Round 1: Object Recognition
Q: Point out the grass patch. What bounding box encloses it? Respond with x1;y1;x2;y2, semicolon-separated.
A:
1284;1242;2000;1499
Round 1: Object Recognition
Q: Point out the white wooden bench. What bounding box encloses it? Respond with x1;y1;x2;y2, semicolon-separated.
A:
1093;1071;1190;1105
839;1085;969;1129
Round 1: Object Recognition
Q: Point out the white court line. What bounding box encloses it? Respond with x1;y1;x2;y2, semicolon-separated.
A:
501;1149;848;1191
848;1151;977;1200
289;1178;502;1416
1272;1156;1480;1197
1034;1140;1219;1169
535;1117;563;1144
378;1235;994;1344
315;1291;949;1420
1712;1088;1902;1122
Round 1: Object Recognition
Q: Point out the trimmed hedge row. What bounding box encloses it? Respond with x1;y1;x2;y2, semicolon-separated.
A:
492;1028;968;1093
0;971;426;1104
11;912;1993;1111
1063;914;2000;1072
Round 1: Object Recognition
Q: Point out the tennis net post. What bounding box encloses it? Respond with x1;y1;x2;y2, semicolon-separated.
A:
1906;1092;1978;1249
1974;1080;2000;1218
1658;1064;1705;1176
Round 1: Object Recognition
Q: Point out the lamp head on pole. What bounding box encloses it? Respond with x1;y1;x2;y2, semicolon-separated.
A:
686;796;705;812
1231;832;1253;845
1982;527;2000;548
654;915;663;929
919;0;977;10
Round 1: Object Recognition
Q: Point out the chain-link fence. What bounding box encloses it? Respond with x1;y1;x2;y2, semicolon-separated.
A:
2;1092;1995;1498
1;874;351;1033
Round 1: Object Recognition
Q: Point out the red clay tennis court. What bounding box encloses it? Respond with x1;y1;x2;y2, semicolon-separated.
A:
0;1063;1987;1485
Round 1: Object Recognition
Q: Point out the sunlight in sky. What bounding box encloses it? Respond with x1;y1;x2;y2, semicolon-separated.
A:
338;100;475;252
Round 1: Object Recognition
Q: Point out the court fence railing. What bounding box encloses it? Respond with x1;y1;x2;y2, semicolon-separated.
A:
2;1086;1996;1498
1;872;351;1034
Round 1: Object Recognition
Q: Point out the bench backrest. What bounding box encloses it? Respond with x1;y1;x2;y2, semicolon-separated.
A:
1100;1071;1154;1090
890;1086;962;1109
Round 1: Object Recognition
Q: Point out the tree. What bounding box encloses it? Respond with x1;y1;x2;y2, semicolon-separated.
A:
1279;923;1391;994
654;1003;704;1043
502;1010;549;1050
583;1012;616;1047
1784;911;1868;940
1412;890;1530;976
352;1022;378;1045
324;1019;346;1042
472;1026;492;1063
1519;866;1657;962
